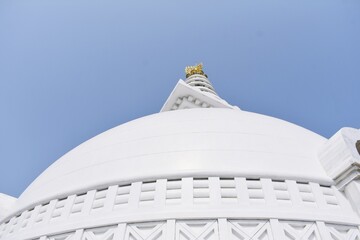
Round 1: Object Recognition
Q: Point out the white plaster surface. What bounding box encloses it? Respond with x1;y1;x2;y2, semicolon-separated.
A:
2;76;360;240
0;194;16;220
14;108;330;214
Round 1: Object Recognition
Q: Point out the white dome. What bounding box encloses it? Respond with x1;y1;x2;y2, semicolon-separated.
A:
2;80;360;240
17;108;330;211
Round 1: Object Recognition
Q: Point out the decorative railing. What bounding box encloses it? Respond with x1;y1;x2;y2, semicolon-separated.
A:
0;177;358;240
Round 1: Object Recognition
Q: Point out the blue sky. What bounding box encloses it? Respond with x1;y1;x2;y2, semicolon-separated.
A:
0;0;359;197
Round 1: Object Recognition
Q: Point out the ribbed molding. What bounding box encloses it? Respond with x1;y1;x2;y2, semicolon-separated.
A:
185;74;217;96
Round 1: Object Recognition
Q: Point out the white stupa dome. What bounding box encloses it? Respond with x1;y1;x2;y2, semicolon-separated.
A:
1;68;360;240
17;108;330;210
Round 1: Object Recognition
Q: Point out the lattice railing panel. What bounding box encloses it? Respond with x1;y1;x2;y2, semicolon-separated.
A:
228;220;273;240
125;222;166;240
82;226;117;240
326;224;360;240
280;221;321;240
176;220;219;240
6;219;360;240
0;177;358;239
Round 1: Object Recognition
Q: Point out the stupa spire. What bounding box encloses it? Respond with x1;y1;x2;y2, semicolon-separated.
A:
184;63;217;96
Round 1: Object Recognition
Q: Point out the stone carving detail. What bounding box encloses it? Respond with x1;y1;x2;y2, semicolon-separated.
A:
228;220;273;240
171;95;211;110
280;221;321;240
176;220;219;240
0;178;355;240
12;219;360;240
125;222;166;240
326;224;360;240
82;226;117;240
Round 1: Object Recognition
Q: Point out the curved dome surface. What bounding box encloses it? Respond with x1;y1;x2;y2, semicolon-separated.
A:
17;108;330;211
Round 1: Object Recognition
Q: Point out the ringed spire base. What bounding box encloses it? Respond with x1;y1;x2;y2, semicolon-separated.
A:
185;74;218;96
161;64;238;112
184;63;218;96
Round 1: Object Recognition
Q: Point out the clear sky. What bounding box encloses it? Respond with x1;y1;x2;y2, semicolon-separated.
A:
0;0;359;198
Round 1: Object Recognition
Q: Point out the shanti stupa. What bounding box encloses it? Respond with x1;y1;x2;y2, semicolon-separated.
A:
1;64;360;240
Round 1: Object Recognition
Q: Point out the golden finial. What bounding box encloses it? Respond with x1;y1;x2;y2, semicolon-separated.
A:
185;63;208;78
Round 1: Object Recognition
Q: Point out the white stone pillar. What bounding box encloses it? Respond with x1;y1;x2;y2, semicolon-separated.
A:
319;127;360;216
344;180;360;215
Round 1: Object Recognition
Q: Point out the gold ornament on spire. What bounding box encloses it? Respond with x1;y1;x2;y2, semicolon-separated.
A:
185;63;208;78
